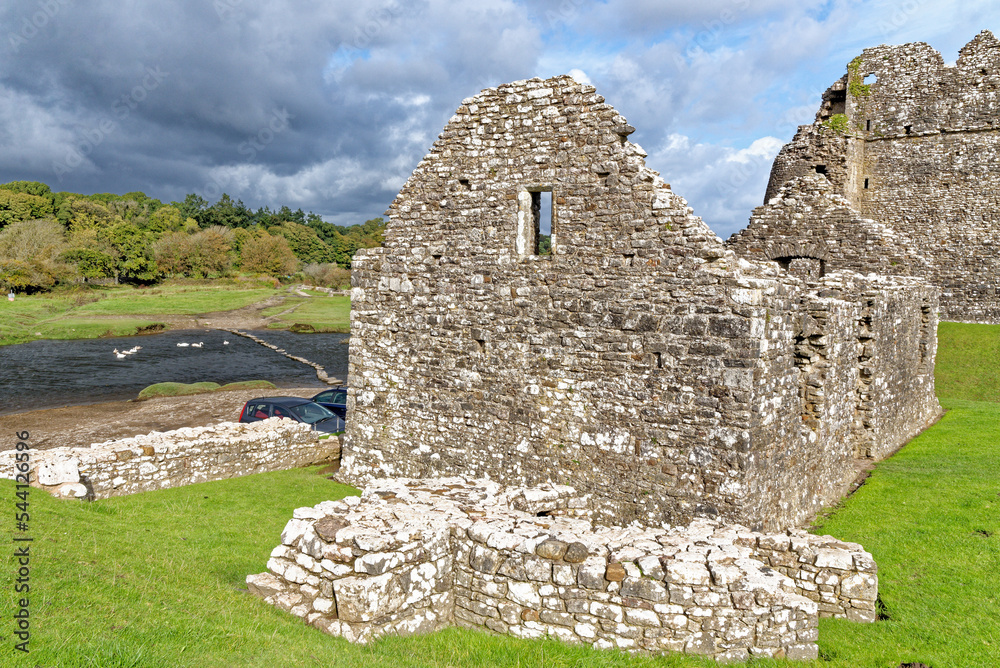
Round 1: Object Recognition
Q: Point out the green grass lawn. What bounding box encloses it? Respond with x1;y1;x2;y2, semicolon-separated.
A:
0;283;280;346
0;283;349;345
0;469;711;668
0;295;162;345
263;294;351;332
811;398;1000;667
71;285;277;316
1;322;999;666
935;321;1000;403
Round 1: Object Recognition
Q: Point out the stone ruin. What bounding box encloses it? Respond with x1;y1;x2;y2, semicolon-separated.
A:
1;420;336;499
341;74;941;532
248;478;878;662
248;48;981;658
732;31;1000;323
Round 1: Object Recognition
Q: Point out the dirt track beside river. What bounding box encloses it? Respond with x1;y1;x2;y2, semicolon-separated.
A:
0;386;322;451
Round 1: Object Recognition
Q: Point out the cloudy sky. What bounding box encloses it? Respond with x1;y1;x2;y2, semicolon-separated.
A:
0;1;996;238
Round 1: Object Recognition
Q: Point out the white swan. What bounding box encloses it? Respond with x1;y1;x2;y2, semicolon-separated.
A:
177;342;190;347
116;352;126;359
223;340;229;345
191;342;204;348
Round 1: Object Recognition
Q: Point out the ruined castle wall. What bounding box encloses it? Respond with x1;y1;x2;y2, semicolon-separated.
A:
730;175;925;278
346;75;942;531
851;278;941;459
248;479;878;661
764;127;850;203
0;420;336;499
760;31;1000;322
347;245;808;529
344;76;842;531
858;131;1000;321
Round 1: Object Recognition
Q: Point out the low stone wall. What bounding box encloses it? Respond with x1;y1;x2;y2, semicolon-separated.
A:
0;419;338;499
248;478;877;662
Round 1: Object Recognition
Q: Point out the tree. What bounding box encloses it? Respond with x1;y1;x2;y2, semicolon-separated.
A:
302;262;351;289
60;248;117;280
193;225;234;275
66;199;118;232
202;193;252;229
0;219;75;291
239;232;298;276
269;221;333;263
0;181;53;198
152;231;192;276
144;205;184;234
277;205;305;225
0;190;53;229
174;193;208;223
100;223;158;283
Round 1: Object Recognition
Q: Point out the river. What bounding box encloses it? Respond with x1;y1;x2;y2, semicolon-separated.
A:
0;328;350;416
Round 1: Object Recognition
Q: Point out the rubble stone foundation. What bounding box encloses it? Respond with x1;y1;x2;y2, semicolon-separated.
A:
249;478;878;662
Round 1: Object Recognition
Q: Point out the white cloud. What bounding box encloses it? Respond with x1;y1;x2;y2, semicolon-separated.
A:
725;136;784;164
0;0;994;231
647;133;783;239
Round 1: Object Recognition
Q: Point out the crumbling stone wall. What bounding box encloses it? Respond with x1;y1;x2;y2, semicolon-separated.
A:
759;31;1000;322
0;420;337;499
248;478;879;662
730;175;927;279
344;75;941;532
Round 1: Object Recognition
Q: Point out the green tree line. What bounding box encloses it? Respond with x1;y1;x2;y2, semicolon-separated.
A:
0;181;385;292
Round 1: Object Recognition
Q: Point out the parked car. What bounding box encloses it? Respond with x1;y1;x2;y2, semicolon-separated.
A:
238;396;345;433
310;386;348;419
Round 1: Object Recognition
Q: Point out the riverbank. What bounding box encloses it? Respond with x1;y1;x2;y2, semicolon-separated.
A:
0;280;350;346
0;385;324;451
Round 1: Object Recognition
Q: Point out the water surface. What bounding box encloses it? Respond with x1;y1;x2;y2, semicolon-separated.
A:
0;329;349;416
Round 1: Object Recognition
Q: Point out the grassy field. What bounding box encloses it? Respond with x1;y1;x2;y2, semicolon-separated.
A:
0;294;163;346
0;282;352;346
262;293;351;332
1;322;998;666
70;285;278;316
935;321;1000;403
0;283;280;346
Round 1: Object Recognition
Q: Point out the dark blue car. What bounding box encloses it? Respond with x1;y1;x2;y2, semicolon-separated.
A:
310;386;348;420
239;396;345;433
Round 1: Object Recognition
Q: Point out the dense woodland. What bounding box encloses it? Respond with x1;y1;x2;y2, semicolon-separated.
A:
0;181;386;292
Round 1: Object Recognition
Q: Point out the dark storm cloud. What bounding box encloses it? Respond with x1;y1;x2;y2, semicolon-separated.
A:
0;0;993;233
0;0;542;223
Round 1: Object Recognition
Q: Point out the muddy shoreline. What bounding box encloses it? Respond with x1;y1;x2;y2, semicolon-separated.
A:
0;386;323;452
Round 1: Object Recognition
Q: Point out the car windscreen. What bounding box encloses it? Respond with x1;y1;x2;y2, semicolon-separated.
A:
287;402;336;424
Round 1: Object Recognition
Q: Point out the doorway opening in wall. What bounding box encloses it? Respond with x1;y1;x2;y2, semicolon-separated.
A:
532;190;553;256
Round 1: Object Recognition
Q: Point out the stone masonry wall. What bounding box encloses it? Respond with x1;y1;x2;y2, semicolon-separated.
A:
0;419;338;499
344;75;942;532
248;478;878;662
760;31;1000;323
730;175;928;279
